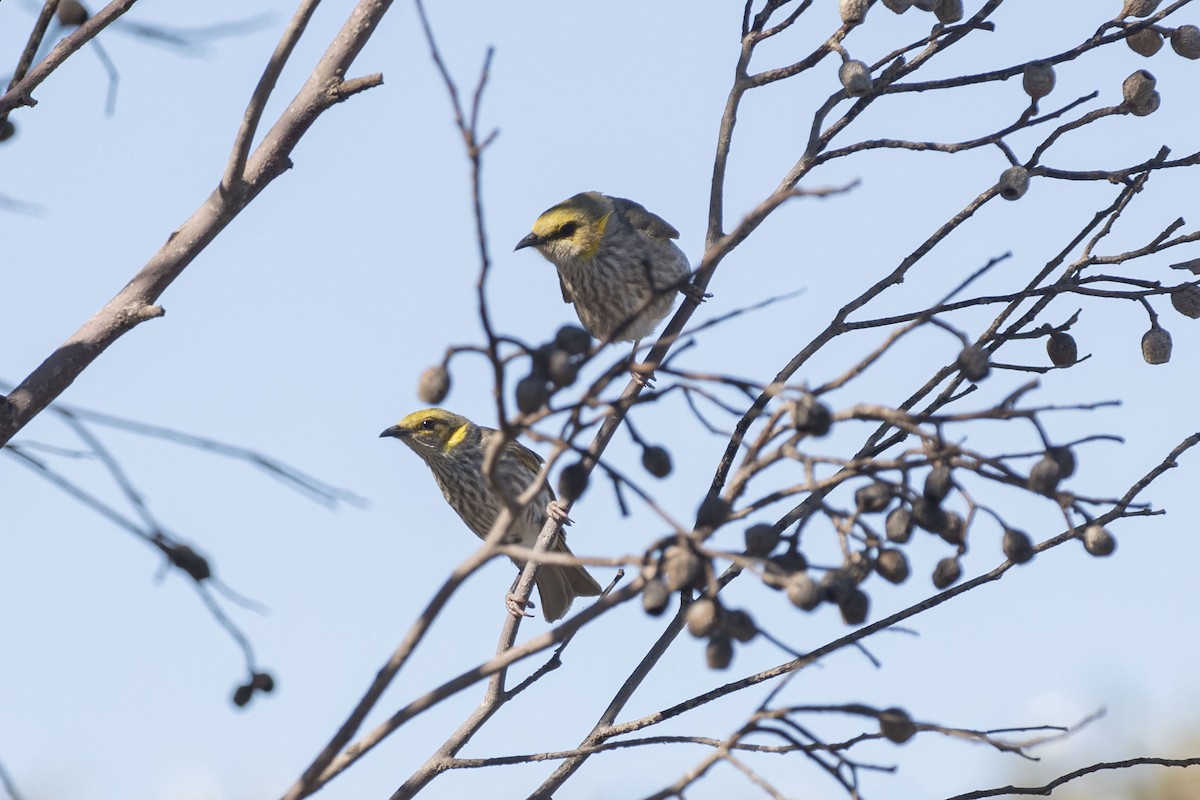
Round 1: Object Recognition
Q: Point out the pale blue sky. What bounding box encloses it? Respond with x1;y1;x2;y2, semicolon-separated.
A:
3;2;1199;799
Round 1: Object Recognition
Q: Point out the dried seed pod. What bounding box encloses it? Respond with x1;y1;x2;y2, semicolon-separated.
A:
957;344;991;381
642;577;671;616
706;634;734;670
1047;331;1079;367
1141;323;1172;364
938;512;966;546
417;365;451;404
722;608;758;643
820;570;855;605
1027;455;1063;496
1002;528;1035;564
232;684;254;708
1022;61;1056;100
1121;0;1162;17
839;60;873;98
57;0;88;25
167;544;211;582
998;166;1030;201
912;497;949;534
1128;89;1161;116
686;598;720;637
855;482;893;514
0;119;14;142
1170;284;1200;318
876;548;911;584
547;349;579;388
932;557;961;589
763;552;809;591
934;0;964;24
879;707;917;744
662;545;702;591
1171;24;1200;58
554;325;591;356
886;507;914;543
642;445;673;478
696;493;731;530
1049;446;1076;479
913;0;939;9
1122;69;1157;106
792;393;833;436
882;0;913;12
744;523;780;557
1127;28;1164;56
924;465;954;504
840;0;870;25
786;573;822;610
515;374;550;414
838;587;870;625
1082;524;1117;556
557;462;589;503
845;550;873;584
251;672;275;693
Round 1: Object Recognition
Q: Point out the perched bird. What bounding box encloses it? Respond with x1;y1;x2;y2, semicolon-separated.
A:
515;191;691;343
380;408;602;622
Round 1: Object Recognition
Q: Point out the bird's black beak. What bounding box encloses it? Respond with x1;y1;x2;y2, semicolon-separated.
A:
379;425;406;440
514;232;541;251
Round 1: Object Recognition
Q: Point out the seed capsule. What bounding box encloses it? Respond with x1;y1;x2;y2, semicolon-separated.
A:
792;393;833;436
924;465;954;504
1122;69;1157;107
744;523;780;557
886;507;914;543
554;325;591;356
881;0;913;12
913;0;938;9
840;0;870;25
641;445;673;478
0;119;14;142
1141;324;1172;364
1121;0;1162;17
935;0;964;24
642;577;671;616
932;557;961;589
1170;284;1200;318
1022;61;1056;100
1171;24;1200;58
879;707;917;743
1049;446;1076;479
1047;331;1079;367
686;598;719;637
1082;524;1117;556
696;494;731;530
763;552;808;590
820;570;855;605
251;672;275;693
1127;28;1164;56
998;166;1030;201
1128;90;1161;116
417;365;450;404
1027;455;1062;496
786;573;822;610
232;684;254;708
1002;528;1035;564
662;544;702;591
957;344;991;380
838;587;870;625
515;374;550;414
557;462;589;503
722;608;758;643
938;512;966;546
547;349;579;388
912;497;948;534
839;60;873;98
57;0;88;25
706;634;734;670
855;482;893;514
876;548;910;584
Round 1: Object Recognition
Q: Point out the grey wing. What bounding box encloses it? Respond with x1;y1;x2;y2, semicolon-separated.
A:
557;271;572;304
611;196;680;240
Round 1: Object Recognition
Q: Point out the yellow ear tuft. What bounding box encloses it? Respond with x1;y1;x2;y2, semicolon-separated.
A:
445;422;470;452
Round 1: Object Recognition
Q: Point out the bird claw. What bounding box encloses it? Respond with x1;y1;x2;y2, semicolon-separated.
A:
681;284;710;304
506;592;535;619
547;500;573;526
630;363;656;387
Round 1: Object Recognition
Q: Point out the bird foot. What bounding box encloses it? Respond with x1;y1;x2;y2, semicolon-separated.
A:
680;284;711;304
547;500;572;526
630;363;656;387
505;593;535;619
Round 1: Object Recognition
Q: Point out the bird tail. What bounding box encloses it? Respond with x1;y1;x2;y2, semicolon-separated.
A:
535;538;603;623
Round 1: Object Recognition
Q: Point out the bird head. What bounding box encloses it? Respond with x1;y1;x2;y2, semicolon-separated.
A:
380;408;475;457
514;191;612;262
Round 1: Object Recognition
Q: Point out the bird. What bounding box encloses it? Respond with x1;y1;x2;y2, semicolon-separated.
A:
380;408;602;622
514;192;692;344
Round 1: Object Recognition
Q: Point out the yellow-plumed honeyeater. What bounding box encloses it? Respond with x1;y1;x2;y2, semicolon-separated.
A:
380;408;601;622
515;192;691;343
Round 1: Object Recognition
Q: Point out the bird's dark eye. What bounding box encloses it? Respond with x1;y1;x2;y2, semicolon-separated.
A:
421;419;436;431
557;221;578;238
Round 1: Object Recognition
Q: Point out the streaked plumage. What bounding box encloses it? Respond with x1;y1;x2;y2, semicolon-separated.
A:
515;191;690;343
380;408;601;622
